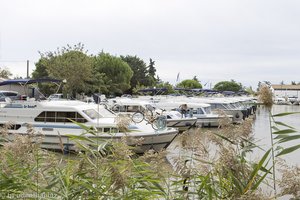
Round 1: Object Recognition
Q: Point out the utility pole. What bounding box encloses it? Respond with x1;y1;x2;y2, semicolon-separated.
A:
27;60;29;78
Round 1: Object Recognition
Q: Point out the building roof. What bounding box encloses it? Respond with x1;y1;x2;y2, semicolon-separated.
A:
271;84;300;90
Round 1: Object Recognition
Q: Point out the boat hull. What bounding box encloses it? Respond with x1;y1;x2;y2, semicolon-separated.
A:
4;128;178;154
166;118;197;131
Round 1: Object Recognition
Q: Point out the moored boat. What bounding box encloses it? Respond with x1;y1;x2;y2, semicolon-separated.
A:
0;98;178;154
152;100;233;127
108;98;197;131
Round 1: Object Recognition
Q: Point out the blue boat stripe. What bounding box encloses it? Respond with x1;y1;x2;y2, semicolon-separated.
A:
27;124;83;129
27;124;138;130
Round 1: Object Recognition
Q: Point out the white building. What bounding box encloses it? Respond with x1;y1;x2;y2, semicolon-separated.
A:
271;84;300;98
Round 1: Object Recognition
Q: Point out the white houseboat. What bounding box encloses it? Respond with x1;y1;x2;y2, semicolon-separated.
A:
0;98;178;154
107;98;197;131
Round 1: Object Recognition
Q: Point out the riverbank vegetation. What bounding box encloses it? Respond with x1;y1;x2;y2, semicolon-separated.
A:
1;87;300;199
1;119;269;199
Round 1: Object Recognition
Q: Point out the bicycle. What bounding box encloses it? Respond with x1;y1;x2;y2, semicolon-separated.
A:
131;108;167;130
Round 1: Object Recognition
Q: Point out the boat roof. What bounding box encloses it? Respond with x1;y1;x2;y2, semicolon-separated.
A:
0;78;62;86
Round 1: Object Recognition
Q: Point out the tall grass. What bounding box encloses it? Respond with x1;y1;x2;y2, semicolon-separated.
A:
1;94;300;199
259;84;300;199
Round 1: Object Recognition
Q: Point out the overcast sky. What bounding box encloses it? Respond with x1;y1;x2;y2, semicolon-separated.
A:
1;0;300;89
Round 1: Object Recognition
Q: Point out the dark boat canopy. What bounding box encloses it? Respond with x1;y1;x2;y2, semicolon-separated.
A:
0;78;62;86
138;88;168;93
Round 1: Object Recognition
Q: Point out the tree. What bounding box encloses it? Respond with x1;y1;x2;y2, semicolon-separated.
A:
147;58;157;86
245;86;256;95
148;58;156;77
94;52;133;95
32;43;94;97
32;57;50;79
156;81;175;94
176;79;202;89
32;57;56;96
213;80;242;92
121;55;153;92
0;67;12;78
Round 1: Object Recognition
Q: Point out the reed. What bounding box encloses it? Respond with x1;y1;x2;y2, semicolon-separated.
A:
258;84;300;199
1;99;300;199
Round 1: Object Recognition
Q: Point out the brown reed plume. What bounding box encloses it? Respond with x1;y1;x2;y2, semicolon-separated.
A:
115;114;131;132
258;85;273;108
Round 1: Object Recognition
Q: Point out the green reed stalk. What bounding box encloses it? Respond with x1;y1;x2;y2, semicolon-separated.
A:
268;107;277;196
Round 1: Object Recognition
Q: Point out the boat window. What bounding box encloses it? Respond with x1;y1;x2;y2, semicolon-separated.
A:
104;128;110;132
99;107;116;117
126;105;140;112
35;112;46;120
56;112;75;122
223;104;233;109
95;127;119;133
4;92;19;97
4;104;23;108
34;111;87;123
0;123;21;130
210;104;217;109
217;104;227;109
173;112;182;118
83;109;102;119
198;108;204;114
119;106;126;112
167;115;172;119
46;112;56;122
145;104;155;111
203;107;212;114
76;113;87;123
230;103;237;108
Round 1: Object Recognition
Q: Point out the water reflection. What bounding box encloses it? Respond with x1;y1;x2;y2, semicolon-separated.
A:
166;105;300;199
254;105;300;166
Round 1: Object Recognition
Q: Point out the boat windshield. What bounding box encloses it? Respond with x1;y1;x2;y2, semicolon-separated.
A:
203;106;212;114
211;103;228;110
229;103;238;109
83;109;102;119
169;112;182;118
223;103;234;109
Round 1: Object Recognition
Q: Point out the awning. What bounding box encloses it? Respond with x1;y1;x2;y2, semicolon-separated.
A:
0;78;62;86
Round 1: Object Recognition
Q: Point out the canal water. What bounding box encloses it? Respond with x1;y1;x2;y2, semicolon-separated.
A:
253;104;300;166
168;104;300;165
166;104;300;199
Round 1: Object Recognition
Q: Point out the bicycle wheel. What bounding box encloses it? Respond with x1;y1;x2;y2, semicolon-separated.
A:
132;111;144;123
151;115;167;131
151;119;159;130
112;104;121;113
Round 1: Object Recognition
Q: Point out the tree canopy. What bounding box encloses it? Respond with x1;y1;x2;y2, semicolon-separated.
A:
213;80;242;92
147;58;157;85
156;81;175;94
176;79;202;89
94;52;133;95
121;55;154;92
27;43;231;97
0;67;12;79
32;44;94;97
